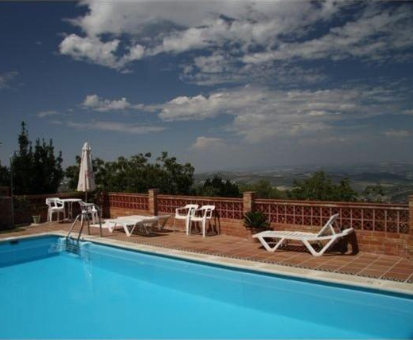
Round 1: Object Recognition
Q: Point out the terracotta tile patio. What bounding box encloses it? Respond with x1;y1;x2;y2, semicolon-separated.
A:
1;221;413;284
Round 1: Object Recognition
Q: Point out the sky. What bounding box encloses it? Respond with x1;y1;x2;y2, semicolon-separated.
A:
0;0;413;172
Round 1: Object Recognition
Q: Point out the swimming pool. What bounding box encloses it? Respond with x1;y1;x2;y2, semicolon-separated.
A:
0;235;412;339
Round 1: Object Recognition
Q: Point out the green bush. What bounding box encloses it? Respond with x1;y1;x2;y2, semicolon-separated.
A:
243;211;270;230
14;196;30;212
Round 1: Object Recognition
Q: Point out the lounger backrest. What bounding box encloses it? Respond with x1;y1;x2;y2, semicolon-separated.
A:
157;215;170;228
316;214;340;237
146;218;159;228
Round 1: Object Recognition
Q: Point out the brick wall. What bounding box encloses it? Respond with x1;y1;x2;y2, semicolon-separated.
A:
103;190;413;258
104;192;149;218
409;196;413;258
157;193;244;235
0;197;12;230
255;199;411;257
104;191;245;235
0;187;10;197
13;192;85;225
6;189;413;258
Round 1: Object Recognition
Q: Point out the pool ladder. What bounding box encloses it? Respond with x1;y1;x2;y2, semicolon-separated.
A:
65;238;82;255
66;202;103;242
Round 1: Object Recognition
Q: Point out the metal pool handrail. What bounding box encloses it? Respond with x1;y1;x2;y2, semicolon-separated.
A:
66;202;103;241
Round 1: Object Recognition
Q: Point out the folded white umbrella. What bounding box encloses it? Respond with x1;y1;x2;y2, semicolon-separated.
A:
77;142;96;202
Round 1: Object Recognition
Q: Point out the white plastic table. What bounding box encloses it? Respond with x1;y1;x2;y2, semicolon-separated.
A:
60;198;82;221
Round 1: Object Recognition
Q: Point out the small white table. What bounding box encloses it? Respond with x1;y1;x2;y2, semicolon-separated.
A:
60;198;82;221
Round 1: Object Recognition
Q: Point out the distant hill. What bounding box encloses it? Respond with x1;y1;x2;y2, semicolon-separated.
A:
194;163;413;203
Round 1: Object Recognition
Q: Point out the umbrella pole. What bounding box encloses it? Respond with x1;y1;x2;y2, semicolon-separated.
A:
85;172;87;203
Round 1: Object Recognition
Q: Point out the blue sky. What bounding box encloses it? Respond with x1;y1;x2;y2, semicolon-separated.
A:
0;0;413;172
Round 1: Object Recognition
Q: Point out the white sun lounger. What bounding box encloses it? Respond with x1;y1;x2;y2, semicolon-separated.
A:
253;214;354;257
105;215;170;236
117;215;171;231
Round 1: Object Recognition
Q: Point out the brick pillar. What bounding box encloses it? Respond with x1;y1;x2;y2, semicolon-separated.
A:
408;196;413;258
148;189;159;216
243;191;256;215
101;191;110;218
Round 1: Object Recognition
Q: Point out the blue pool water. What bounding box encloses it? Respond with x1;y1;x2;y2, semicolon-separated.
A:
0;236;412;339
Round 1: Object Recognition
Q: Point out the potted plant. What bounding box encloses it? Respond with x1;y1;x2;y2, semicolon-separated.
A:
243;211;270;242
31;204;42;225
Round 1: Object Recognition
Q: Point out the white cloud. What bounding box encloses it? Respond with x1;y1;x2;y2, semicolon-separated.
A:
153;85;409;143
59;1;413;75
181;57;326;86
384;129;412;138
123;44;145;63
243;5;413;64
59;34;145;70
0;71;18;89
82;94;132;111
156;26;211;54
74;83;412;144
67;120;165;134
36;110;60;118
60;34;122;69
158;92;252;121
193;54;227;74
191;136;224;150
69;0;327;38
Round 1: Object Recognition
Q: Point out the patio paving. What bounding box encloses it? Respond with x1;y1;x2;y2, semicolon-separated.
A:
1;221;413;284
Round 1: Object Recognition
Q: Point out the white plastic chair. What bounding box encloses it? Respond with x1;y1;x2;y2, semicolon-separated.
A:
189;205;215;238
173;204;199;234
45;197;65;222
253;214;354;256
79;201;99;224
90;205;99;224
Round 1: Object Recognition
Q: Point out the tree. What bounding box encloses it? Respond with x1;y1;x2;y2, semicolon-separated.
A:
239;180;285;199
64;155;81;191
363;183;386;203
12;122;33;194
195;175;240;197
12;122;64;194
0;163;9;187
335;177;358;202
65;152;194;195
0;140;9;187
288;171;358;202
31;138;64;194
